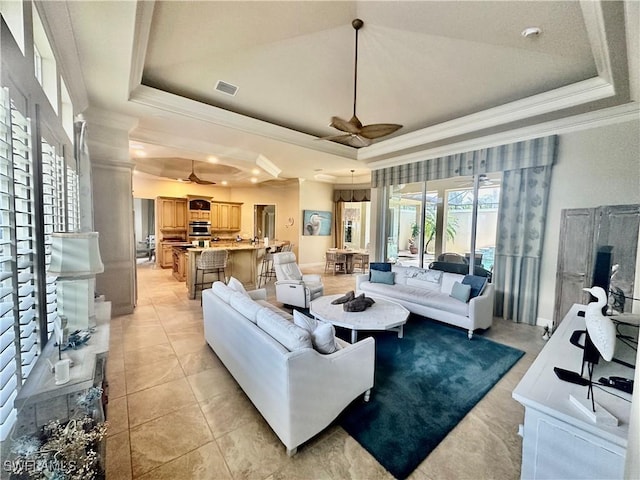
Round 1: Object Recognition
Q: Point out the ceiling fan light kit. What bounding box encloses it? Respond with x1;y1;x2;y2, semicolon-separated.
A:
320;18;402;148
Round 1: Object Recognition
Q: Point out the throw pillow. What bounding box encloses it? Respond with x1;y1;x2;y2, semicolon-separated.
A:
211;281;234;303
462;275;488;299
257;308;312;351
293;310;340;354
369;269;395;285
450;281;472;303
229;292;262;323
369;262;392;280
227;276;249;297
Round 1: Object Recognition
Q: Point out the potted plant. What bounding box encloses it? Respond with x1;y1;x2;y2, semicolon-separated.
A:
408;223;420;254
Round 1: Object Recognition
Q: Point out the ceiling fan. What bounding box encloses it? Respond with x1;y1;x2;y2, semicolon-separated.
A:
185;160;215;185
319;19;402;148
456;174;500;187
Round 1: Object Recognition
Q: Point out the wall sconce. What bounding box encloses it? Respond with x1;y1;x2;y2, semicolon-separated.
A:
48;232;104;332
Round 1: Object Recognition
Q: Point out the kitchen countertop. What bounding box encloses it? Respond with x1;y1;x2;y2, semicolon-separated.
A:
187;243;267;251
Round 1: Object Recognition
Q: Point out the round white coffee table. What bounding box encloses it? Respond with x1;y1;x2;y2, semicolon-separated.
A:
310;294;410;343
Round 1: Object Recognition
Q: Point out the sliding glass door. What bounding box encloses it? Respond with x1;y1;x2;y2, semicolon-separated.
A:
384;174;501;271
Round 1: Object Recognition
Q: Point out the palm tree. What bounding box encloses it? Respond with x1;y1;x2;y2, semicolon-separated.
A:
423;206;457;253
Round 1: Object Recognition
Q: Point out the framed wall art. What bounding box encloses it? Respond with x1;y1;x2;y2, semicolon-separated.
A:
302;210;332;236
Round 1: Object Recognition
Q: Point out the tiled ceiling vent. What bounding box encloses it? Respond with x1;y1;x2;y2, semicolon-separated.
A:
215;80;239;96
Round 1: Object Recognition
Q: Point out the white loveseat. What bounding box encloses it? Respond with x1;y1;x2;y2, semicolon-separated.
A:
202;281;375;455
356;265;494;339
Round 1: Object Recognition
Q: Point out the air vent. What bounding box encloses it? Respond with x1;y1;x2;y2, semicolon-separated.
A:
215;80;239;96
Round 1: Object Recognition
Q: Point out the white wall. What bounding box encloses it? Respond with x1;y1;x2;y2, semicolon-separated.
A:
538;119;640;325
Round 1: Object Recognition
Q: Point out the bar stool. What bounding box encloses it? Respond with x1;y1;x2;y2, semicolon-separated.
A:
194;249;228;302
258;247;277;287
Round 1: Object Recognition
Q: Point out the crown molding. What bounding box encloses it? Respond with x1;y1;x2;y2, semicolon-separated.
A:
366;102;639;171
128;85;357;160
34;0;89;112
128;0;155;94
358;77;614;161
580;0;613;84
131;126;260;164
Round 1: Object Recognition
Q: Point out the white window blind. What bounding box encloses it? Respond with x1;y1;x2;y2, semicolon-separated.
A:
0;88;17;442
41;140;62;338
66;165;79;231
11;101;38;382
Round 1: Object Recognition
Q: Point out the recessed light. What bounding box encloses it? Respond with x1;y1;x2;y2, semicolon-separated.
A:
252;168;260;175
221;180;228;186
250;178;258;184
521;27;542;38
208;156;219;163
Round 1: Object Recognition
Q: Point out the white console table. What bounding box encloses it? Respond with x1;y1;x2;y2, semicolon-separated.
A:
513;303;637;480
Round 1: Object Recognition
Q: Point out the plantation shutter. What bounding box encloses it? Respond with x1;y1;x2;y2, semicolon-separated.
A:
11;101;38;381
66;164;79;231
0;88;17;441
41;140;62;338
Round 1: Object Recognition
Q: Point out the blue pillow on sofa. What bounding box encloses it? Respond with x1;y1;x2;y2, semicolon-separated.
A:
370;269;395;285
369;262;392;280
462;275;488;299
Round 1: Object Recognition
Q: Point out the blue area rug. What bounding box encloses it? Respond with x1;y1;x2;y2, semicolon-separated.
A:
338;317;524;479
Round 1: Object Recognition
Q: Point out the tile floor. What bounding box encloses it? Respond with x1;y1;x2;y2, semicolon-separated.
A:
105;261;546;479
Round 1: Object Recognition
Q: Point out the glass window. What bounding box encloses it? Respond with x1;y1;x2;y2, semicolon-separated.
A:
384;174;501;271
0;0;25;54
341;201;370;250
32;7;58;113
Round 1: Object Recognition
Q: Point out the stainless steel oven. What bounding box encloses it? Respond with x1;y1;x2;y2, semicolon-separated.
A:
188;221;211;237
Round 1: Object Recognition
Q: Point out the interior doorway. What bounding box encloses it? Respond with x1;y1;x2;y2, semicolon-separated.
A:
134;198;155;262
254;204;276;240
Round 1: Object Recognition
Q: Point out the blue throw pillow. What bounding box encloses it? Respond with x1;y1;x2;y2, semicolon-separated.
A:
369;262;392;280
450;281;471;303
370;269;395;285
462;275;488;299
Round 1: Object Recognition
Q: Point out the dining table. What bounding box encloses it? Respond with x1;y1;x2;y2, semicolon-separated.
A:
332;249;368;274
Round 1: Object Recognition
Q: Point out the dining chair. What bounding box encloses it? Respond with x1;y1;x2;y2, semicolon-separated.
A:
325;251;347;274
352;252;369;274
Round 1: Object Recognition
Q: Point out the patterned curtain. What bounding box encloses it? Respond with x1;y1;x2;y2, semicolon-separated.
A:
493;165;553;324
371;136;557;187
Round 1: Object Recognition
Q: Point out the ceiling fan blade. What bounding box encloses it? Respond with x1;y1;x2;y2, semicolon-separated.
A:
329;116;361;134
188;161;216;185
359;123;403;139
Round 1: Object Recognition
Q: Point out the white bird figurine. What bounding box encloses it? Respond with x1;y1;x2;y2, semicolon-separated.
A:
582;286;616;361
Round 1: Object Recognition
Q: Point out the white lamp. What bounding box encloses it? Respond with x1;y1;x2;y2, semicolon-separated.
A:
48;232;104;332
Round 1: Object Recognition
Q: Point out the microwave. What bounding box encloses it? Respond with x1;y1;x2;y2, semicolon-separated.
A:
189;221;211;237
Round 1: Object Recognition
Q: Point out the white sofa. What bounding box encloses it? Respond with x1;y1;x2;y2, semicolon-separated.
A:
202;281;375;455
356;265;494;339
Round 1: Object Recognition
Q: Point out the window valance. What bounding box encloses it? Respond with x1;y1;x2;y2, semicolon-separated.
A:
333;189;371;202
371;135;558;188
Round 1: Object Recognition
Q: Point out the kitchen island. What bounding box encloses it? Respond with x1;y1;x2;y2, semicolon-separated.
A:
186;243;268;298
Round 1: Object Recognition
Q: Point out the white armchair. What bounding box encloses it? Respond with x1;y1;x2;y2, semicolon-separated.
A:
272;252;324;308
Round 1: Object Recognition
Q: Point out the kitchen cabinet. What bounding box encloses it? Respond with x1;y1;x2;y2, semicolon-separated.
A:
172;248;187;281
210;202;242;231
157;197;187;231
189;210;210;221
160;242;174;268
